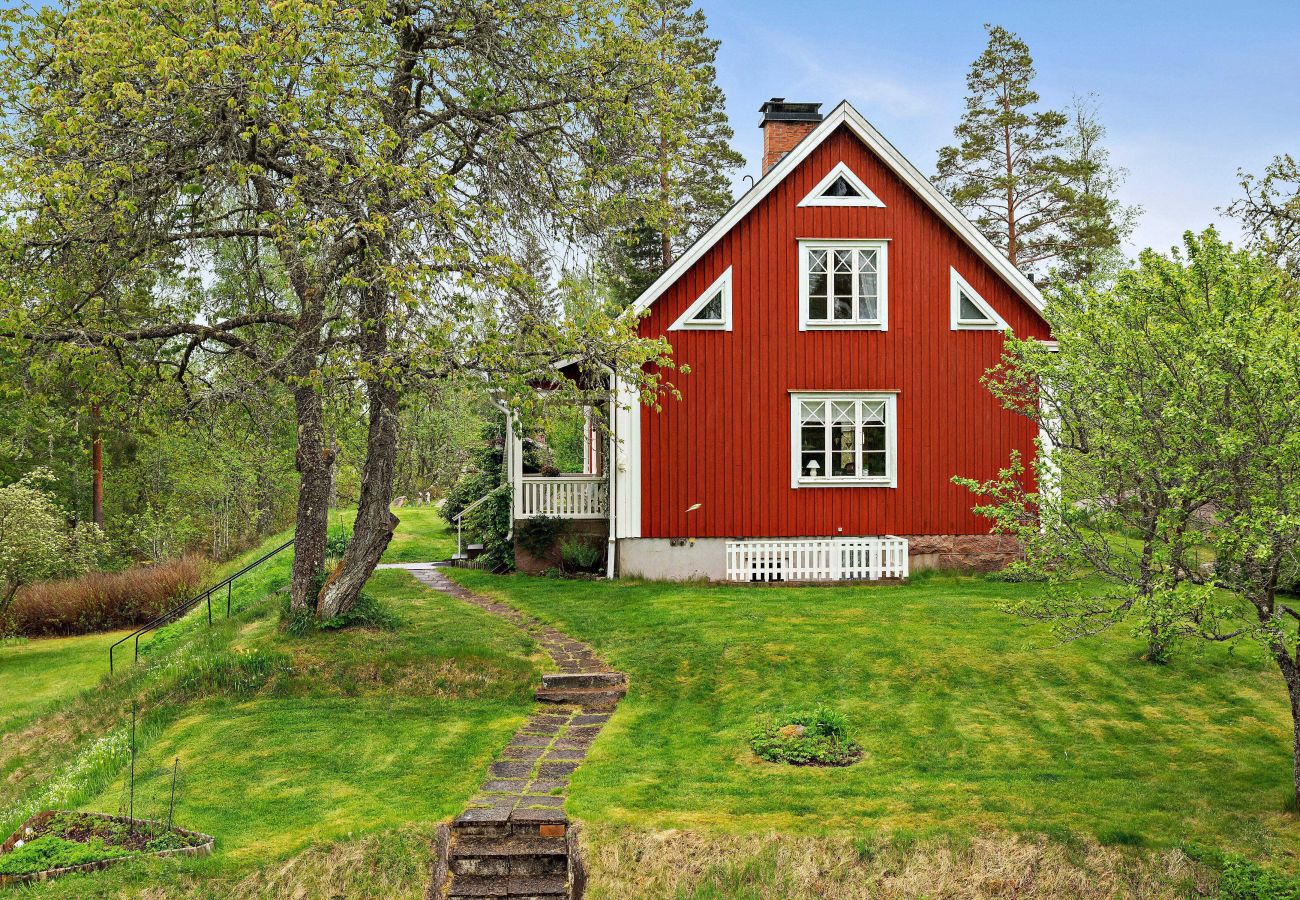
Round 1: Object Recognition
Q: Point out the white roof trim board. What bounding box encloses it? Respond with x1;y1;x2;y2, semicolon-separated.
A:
668;266;733;331
797;160;885;208
630;101;1045;317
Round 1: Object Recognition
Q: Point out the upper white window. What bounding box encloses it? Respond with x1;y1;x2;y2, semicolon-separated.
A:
669;266;732;331
950;267;1008;331
799;240;888;330
798;162;885;208
791;392;897;488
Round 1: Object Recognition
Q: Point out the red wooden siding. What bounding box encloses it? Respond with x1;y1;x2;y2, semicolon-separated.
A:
637;124;1052;539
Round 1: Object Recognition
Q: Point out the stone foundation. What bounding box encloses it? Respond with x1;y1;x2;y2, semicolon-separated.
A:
905;533;1021;573
513;519;609;575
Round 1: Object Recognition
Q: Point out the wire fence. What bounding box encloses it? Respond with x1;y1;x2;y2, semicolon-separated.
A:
114;706;185;836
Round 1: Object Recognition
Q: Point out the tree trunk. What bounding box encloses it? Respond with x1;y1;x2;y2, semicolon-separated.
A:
316;274;400;620
317;376;400;619
91;404;104;528
1285;664;1300;809
290;382;334;612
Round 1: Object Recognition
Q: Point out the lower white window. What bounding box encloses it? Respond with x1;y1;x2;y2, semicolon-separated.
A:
791;392;897;488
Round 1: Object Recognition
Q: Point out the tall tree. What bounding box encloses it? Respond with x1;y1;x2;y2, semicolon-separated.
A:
0;0;684;620
601;0;743;306
937;25;1128;276
957;229;1300;802
1231;154;1300;278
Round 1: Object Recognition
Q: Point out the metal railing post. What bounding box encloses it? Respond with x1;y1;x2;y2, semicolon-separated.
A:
227;581;232;617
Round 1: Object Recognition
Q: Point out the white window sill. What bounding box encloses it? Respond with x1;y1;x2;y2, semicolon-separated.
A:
801;321;885;331
795;477;895;489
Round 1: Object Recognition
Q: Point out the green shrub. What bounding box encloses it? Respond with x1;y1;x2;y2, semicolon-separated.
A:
0;834;120;876
517;517;562;558
749;706;861;767
318;592;400;631
441;415;514;569
1217;854;1300;900
325;526;352;559
280;591;399;635
559;536;603;573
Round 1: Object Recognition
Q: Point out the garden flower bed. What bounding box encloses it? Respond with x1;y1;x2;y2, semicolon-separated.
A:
0;810;212;885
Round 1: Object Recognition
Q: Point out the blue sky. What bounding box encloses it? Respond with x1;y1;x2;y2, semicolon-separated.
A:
703;0;1300;255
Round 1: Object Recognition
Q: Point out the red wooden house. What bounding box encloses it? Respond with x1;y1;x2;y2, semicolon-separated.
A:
504;99;1053;581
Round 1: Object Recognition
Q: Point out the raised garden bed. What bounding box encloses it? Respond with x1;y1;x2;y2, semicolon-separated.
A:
749;707;863;767
0;810;213;885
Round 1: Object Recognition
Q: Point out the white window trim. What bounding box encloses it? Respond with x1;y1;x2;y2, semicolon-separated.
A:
797;161;886;208
798;239;889;331
789;391;898;489
950;267;1009;331
668;266;732;331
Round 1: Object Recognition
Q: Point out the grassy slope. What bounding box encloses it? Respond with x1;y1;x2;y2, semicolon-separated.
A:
447;569;1300;873
2;516;539;898
0;514;456;740
336;506;456;563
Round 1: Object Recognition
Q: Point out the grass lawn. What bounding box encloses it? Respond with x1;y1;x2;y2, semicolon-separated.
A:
0;629;126;735
329;505;456;564
447;568;1300;874
1;518;540;898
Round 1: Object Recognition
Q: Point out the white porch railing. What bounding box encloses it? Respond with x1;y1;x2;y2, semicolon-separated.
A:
725;536;909;582
516;474;607;519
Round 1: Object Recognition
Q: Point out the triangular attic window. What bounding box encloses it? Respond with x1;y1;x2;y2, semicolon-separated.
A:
668;266;732;331
950;268;1009;331
692;291;724;322
822;176;861;198
957;290;992;323
797;162;885;208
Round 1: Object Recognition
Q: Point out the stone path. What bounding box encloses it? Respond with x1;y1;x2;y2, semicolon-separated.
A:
405;566;626;900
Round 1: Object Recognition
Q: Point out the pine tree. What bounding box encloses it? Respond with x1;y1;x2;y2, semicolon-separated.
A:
602;0;744;306
937;25;1129;277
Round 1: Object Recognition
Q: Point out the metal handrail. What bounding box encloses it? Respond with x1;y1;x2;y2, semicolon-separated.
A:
109;538;295;673
454;486;507;559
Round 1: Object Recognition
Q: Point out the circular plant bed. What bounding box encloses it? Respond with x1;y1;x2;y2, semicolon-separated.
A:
749;707;862;767
0;810;213;885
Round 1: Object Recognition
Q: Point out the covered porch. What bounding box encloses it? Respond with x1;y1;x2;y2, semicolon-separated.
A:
508;401;609;521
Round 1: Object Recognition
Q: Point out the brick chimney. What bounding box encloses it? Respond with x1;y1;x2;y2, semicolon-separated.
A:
759;98;823;173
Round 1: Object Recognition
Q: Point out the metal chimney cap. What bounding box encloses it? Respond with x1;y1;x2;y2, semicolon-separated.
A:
758;98;823;125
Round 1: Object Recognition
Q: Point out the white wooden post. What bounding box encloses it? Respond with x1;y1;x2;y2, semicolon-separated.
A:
509;410;524;521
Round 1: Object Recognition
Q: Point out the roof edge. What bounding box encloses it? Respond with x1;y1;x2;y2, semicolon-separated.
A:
628;100;1045;318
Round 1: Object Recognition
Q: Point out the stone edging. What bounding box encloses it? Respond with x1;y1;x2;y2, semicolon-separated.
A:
0;810;213;886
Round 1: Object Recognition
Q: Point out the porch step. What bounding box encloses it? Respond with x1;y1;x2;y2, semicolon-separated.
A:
540;672;626;691
535;685;625;710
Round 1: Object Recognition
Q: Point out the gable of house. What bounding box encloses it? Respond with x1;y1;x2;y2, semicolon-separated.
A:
624;101;1051;545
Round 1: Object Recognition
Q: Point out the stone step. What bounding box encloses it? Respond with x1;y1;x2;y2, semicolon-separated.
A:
453;808;513;839
540;672;627;690
450;852;567;879
453;836;568;859
447;874;568;899
534;686;625;710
